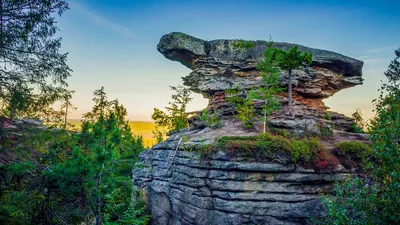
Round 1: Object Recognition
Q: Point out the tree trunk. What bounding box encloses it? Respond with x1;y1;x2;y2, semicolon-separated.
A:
263;107;266;133
64;99;68;129
9;109;15;120
93;163;104;225
288;69;293;116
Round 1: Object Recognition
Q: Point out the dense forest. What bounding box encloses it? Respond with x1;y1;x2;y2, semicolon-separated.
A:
0;1;399;225
0;1;150;224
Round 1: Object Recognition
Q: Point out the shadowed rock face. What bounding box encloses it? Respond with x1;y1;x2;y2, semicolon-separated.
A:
133;149;352;225
157;32;363;100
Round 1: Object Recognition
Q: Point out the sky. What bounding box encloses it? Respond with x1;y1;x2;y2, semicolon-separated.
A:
57;0;400;121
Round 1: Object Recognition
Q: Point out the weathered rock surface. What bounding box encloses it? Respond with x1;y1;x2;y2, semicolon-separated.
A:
157;32;363;101
133;149;351;225
157;32;364;135
134;33;367;225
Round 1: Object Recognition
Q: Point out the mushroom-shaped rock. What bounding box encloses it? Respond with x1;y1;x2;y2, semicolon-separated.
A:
157;32;363;101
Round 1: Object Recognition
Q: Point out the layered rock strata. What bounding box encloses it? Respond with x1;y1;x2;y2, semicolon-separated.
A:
157;32;364;134
132;33;366;225
157;32;363;108
133;148;351;225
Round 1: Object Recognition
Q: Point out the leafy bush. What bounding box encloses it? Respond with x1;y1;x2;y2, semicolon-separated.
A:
292;140;312;161
200;109;221;128
305;137;327;161
152;85;192;135
317;178;381;225
274;129;290;138
325;112;333;120
335;141;373;162
349;122;363;133
215;134;334;168
351;108;365;132
318;48;400;224
256;132;273;141
152;125;166;144
226;85;255;129
303;137;339;170
318;122;334;137
266;135;293;154
223;140;275;160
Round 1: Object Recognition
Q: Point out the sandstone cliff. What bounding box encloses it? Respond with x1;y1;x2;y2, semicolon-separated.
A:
133;32;368;225
157;32;364;135
157;32;363;105
133;149;354;225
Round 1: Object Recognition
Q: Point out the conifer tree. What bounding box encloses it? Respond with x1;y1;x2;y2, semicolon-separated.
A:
152;85;192;139
0;88;150;225
232;38;283;131
274;46;312;116
0;0;72;119
319;47;400;225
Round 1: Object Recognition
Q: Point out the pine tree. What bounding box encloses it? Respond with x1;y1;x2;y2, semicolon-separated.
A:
0;88;150;225
60;91;76;129
249;41;284;132
274;46;312;116
152;85;192;139
232;38;283;131
0;0;72;119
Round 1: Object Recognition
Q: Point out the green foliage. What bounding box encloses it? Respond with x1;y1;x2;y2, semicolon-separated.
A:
152;125;166;144
200;108;221;128
274;46;313;71
291;140;312;161
226;85;254;129
103;188;151;225
0;0;73;122
257;132;273;141
152;85;192;135
60;91;77;129
0;88;149;225
83;86;110;121
335;141;373;162
273;46;313;115
272;129;290;138
317;178;381;225
234;38;283;132
350;108;365;133
318;122;334;138
319;47;400;224
325;112;333;120
252;43;284;131
349;122;363;133
214;134;330;166
236;100;255;129
232;39;255;50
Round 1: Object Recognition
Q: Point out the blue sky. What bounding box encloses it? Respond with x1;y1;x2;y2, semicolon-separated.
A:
57;0;400;121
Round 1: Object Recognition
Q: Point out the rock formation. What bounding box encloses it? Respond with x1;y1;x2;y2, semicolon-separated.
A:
133;32;367;225
157;32;363;107
134;148;352;225
157;32;364;134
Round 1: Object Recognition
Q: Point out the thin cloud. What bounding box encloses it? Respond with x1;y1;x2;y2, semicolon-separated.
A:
70;1;135;39
367;45;397;54
357;56;386;63
363;58;386;63
357;56;370;60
